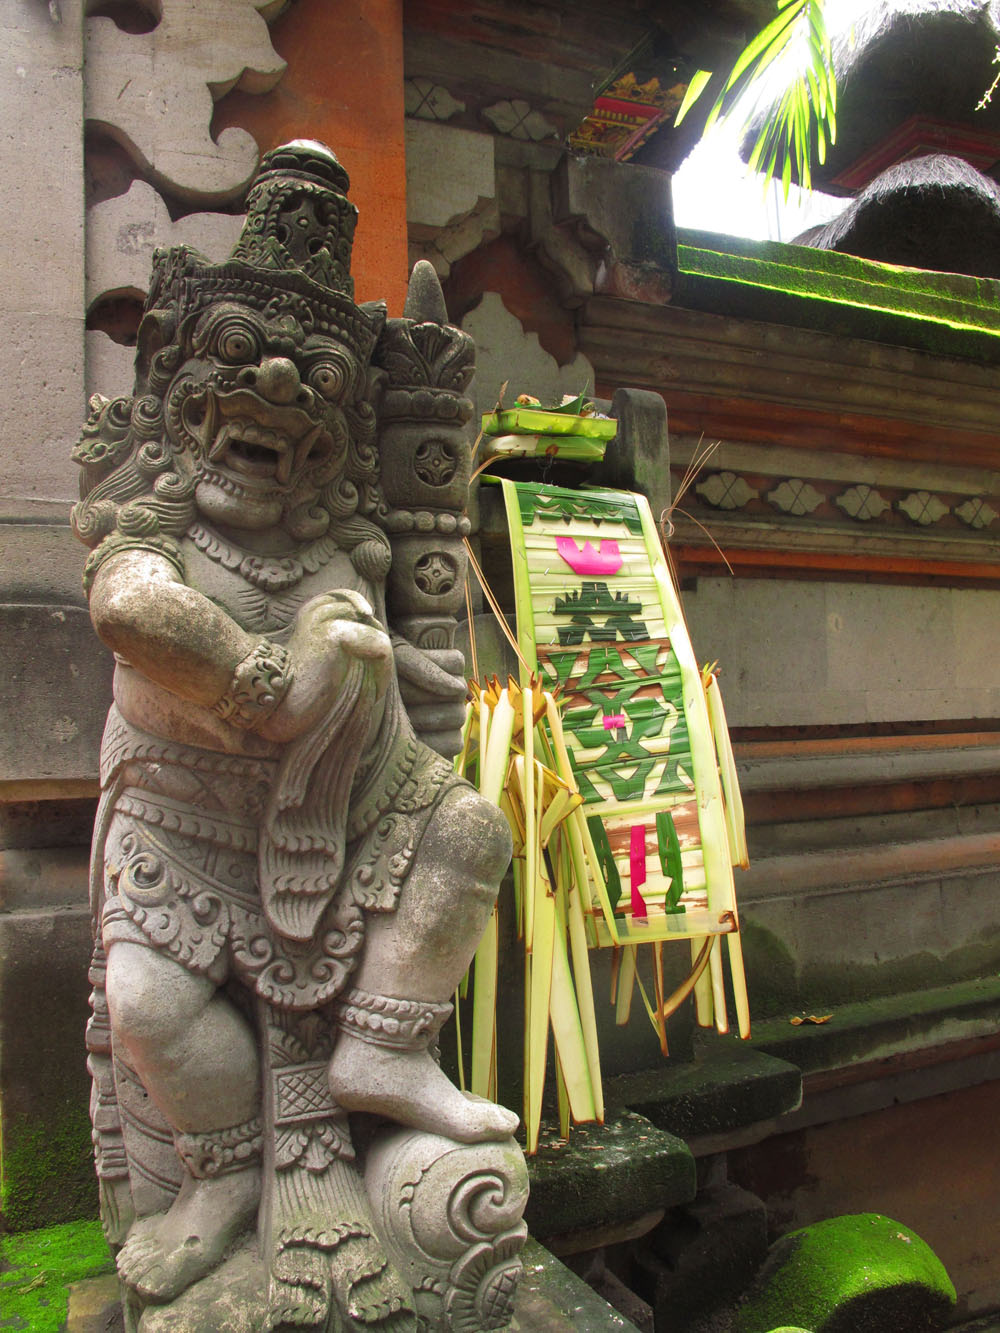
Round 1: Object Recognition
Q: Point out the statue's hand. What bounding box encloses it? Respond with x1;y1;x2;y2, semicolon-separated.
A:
394;641;468;759
261;592;392;742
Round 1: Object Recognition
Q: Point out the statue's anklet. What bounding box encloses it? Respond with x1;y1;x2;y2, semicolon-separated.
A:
174;1116;263;1179
333;986;453;1050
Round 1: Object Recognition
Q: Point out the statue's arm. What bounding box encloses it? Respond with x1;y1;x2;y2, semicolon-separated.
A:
89;551;392;741
89;549;255;706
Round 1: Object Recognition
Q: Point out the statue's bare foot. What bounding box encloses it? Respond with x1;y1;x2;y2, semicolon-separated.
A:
117;1166;260;1301
329;1035;519;1143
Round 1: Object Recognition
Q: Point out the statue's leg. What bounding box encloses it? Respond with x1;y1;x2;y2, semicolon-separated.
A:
105;940;261;1301
328;785;519;1142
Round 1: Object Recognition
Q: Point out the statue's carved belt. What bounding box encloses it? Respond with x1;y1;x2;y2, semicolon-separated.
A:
98;708;461;1010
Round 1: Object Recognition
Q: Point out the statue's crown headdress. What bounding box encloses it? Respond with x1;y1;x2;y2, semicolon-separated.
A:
143;140;382;362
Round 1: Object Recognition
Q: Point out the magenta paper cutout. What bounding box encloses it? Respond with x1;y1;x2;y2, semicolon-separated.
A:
555;536;623;576
629;824;648;919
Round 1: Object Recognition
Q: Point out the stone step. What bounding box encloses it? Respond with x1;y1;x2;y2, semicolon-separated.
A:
736;831;1000;1016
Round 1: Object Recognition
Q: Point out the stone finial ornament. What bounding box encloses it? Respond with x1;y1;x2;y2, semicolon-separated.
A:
73;140;525;1332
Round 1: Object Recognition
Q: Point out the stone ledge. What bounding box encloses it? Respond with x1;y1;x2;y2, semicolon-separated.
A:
604;1039;802;1143
525;1110;695;1242
750;976;1000;1077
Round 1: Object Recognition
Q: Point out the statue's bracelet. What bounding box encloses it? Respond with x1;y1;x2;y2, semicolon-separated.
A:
212;639;293;731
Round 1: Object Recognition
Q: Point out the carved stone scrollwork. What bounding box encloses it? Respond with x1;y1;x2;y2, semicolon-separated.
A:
414;552;459;596
415;437;460;486
365;1128;529;1332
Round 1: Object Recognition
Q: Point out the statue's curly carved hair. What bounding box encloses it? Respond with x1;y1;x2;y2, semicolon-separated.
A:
72;302;391;595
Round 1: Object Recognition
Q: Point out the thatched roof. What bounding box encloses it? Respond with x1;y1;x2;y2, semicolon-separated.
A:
792;153;1000;277
741;0;1000;192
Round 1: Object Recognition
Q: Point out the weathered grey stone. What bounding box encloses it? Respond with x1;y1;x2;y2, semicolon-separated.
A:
84;0;285;204
86;180;245;312
406;119;500;276
75;142;525;1330
366;1127;529;1329
1;2;85;509
0;605;112;784
462;291;595;419
684;578;1000;728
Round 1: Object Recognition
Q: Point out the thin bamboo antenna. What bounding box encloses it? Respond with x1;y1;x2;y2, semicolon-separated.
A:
709;930;730;1035
692;936;715;1028
565;863;604;1122
615;945;637;1026
653;942;669;1056
727;929;751;1039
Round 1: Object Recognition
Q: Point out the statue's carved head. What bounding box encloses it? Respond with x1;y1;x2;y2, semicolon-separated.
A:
73;142;391;587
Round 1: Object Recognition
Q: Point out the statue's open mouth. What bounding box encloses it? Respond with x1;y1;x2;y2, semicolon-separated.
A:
183;385;334;487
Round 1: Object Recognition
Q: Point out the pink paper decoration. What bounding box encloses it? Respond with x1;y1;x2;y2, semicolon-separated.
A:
629;823;648;919
555;537;623;576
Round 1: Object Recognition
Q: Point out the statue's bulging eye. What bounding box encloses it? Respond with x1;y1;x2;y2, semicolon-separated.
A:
215;322;261;365
310;362;346;400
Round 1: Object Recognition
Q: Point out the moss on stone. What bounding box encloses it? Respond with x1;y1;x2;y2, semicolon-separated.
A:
0;1219;113;1332
738;923;799;1020
675;228;1000;361
1;1107;97;1232
734;1213;956;1333
750;975;1000;1074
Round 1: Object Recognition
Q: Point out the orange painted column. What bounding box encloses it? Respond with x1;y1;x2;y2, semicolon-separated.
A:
215;0;408;313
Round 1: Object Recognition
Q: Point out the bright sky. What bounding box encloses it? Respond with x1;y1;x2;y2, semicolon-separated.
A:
671;0;879;241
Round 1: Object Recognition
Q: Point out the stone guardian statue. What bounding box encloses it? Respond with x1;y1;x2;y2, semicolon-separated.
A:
73;140;527;1333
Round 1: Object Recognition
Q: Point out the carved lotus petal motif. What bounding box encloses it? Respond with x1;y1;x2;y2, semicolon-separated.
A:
898;491;948;526
836;485;889;522
767;478;823;516
696;471;757;510
955;497;998;529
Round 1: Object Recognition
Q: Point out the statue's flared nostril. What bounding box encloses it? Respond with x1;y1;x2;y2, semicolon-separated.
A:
256;357;301;404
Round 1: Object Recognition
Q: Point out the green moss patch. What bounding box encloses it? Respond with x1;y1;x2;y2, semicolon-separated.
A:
734;1213;956;1333
1;1108;97;1232
675;228;1000;361
0;1219;113;1331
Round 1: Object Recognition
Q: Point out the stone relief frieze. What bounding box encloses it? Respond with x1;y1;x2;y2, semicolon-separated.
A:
405;77;465;122
898;490;949;526
482;98;558;142
955;496;999;529
835;484;890;521
682;466;1000;547
696;471;758;510
767;478;823;516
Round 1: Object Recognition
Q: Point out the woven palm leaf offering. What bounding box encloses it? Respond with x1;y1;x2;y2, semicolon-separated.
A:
480;390;617;462
456;401;749;1154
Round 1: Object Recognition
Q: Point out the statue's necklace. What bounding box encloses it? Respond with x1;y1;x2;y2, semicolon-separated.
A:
189;523;340;593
